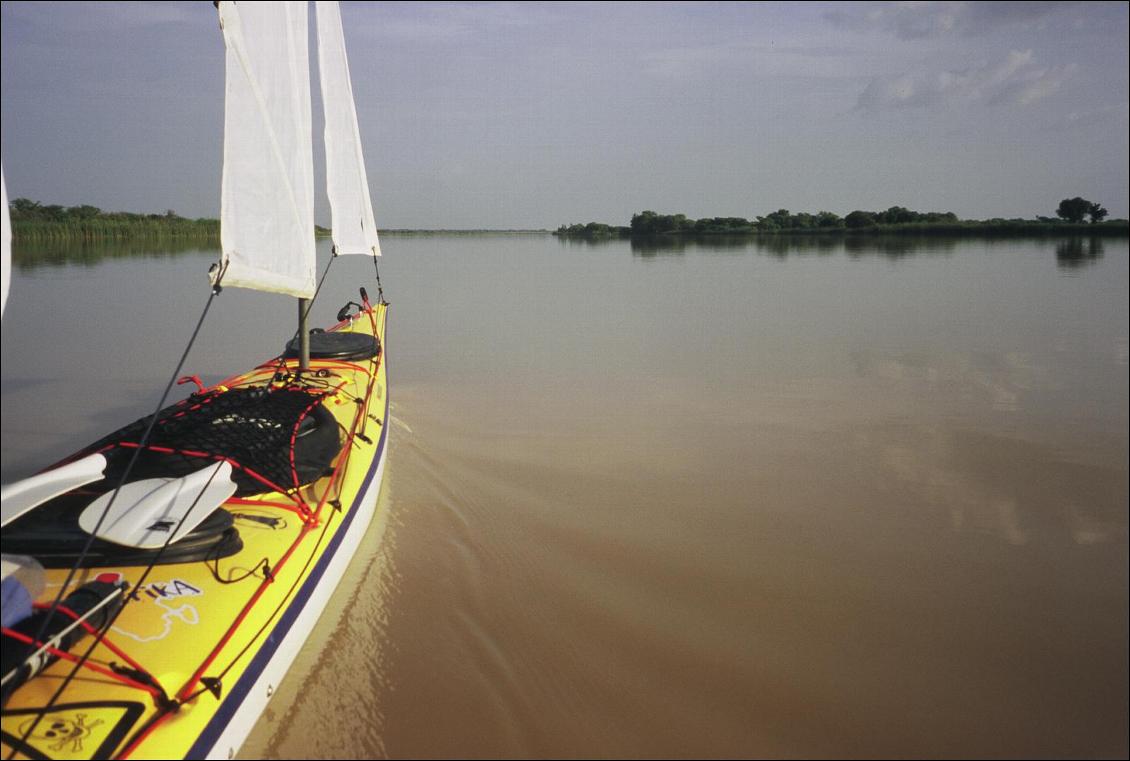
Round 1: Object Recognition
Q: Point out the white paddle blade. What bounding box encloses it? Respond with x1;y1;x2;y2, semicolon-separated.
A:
79;462;237;549
1;453;108;528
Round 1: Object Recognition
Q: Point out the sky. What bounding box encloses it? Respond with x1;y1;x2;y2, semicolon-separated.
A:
1;1;1128;229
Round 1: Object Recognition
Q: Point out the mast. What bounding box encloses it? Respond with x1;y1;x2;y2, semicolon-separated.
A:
298;298;311;370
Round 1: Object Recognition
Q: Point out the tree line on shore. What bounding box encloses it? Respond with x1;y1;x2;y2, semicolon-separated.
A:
8;198;219;240
7;195;1125;242
7;198;340;241
557;197;1124;239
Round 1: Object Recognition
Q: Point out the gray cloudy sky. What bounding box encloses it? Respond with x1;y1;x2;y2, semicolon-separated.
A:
2;1;1127;228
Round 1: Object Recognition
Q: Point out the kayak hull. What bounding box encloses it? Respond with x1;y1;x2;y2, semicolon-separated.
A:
1;303;389;761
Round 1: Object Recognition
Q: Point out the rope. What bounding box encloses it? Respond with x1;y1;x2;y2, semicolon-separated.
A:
304;249;338;326
372;255;387;305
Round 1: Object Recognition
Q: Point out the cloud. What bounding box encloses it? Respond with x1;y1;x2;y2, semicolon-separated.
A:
1060;101;1130;128
855;50;1074;111
347;2;559;44
990;62;1075;106
825;1;1071;40
641;41;866;81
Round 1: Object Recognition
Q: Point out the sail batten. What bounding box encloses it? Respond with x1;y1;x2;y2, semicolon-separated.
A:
218;1;316;298
317;1;381;257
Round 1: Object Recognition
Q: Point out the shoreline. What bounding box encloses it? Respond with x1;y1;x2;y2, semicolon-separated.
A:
9;223;553;243
554;222;1130;241
10;221;1129;245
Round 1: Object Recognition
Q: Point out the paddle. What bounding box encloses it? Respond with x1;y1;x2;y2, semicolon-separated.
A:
1;453;108;528
78;461;237;549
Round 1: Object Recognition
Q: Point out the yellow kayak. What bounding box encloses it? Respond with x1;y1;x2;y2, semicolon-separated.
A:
1;300;388;760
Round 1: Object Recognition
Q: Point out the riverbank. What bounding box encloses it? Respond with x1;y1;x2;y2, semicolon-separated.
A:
11;217;219;242
10;218;549;243
380;229;550;235
555;220;1130;241
556;206;1130;240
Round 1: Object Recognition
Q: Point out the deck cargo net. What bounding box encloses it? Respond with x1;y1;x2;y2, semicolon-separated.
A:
81;386;342;497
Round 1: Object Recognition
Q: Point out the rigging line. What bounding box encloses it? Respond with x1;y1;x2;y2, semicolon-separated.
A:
372;254;387;305
13;284;222;705
5;444;227;760
355;313;381;442
301;248;338;330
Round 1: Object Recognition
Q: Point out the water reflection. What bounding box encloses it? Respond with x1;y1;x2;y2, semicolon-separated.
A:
1055;237;1105;269
849;349;1044;413
12;236;218;270
618;233;962;259
841;235;957;258
629;234;753;256
13;233;1120;271
757;234;839;257
862;422;1124;547
563;232;1125;268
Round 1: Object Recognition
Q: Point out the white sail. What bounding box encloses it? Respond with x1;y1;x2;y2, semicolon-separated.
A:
316;1;381;257
1;164;10;317
217;1;316;298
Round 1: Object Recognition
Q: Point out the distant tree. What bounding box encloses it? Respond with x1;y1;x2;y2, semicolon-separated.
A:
629;210;692;235
67;204;102;219
878;205;917;224
815;211;844;228
791;212;815;229
693;216;744;232
923;211;958;223
9;198;41;216
41;204;66;221
1088;202;1108;224
1056;197;1096;224
844;210;877;228
630;210;659;235
765;209;792;228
